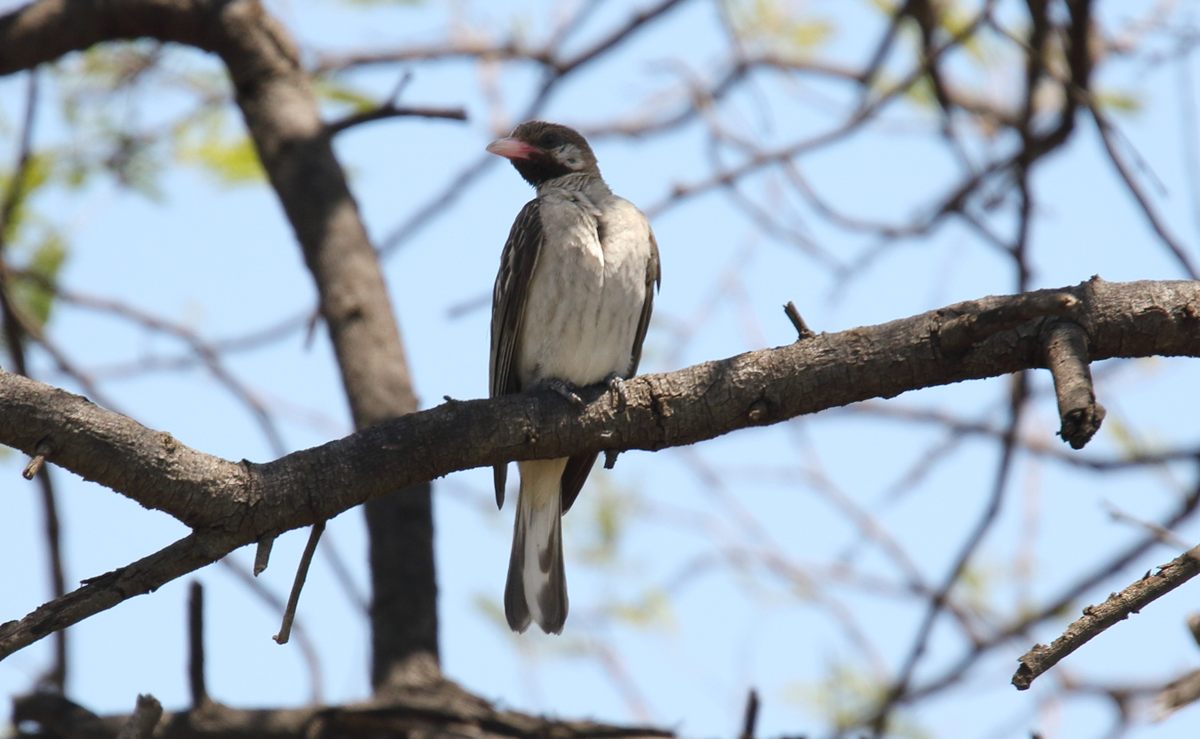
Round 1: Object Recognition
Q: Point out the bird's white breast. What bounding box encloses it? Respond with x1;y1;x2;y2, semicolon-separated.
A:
517;188;652;387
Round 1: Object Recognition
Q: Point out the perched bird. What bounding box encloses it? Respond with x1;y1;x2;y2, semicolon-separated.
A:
487;121;660;634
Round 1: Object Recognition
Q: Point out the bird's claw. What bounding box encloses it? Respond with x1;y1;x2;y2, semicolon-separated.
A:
547;378;585;408
604;373;628;410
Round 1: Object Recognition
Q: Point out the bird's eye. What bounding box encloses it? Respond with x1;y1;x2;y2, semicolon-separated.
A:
541;133;563;148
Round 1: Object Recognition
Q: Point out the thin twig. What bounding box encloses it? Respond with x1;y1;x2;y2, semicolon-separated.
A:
739;688;760;739
274;521;325;645
782;301;814;340
874;484;1200;716
1088;96;1200;279
253;537;274;576
325;103;466;136
0;531;231;661
115;694;161;739
217;557;325;703
1013;543;1200;690
22;437;52;480
188;581;207;708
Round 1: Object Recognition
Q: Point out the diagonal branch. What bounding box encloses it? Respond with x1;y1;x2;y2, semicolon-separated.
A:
0;531;233;660
1013;543;1200;690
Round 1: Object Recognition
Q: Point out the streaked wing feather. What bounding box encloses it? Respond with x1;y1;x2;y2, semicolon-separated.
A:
560;452;599;515
490;199;544;508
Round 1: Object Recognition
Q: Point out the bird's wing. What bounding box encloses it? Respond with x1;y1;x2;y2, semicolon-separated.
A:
490;199;543;508
627;226;661;377
559;452;599;516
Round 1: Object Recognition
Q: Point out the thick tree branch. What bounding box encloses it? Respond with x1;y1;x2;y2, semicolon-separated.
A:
1;277;1197;661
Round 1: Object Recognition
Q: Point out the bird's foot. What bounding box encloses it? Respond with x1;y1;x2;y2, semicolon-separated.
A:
546;378;585;408
603;372;628;410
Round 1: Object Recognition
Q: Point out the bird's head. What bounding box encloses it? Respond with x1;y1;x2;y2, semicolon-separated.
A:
486;121;599;186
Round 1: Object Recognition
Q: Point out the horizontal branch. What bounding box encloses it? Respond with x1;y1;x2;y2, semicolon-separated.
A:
1;277;1198;660
13;684;673;738
325;103;468;136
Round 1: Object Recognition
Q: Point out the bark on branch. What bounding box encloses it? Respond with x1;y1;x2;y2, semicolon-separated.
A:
2;277;1198;661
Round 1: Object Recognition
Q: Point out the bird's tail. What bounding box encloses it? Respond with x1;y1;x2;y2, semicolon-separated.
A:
505;458;568;634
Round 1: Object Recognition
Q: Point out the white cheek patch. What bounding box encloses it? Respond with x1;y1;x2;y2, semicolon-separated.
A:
556;144;584;170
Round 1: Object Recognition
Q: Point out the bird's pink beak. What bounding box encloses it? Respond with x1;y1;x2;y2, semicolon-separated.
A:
486;136;539;161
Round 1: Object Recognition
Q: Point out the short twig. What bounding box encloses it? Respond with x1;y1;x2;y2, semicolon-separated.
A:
603;449;621;469
115;694;162;739
739;688;760;739
274;521;325;645
188;581;207;708
253;536;275;576
21;437;52;480
1013;543;1200;690
1041;320;1105;449
782;301;814;340
387;69;414;103
326;103;467;136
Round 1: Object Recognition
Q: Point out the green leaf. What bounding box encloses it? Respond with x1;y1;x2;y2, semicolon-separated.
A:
0;152;53;243
788;19;834;49
9;231;67;330
726;0;833;54
178;134;264;185
607;589;675;629
314;79;378;114
1095;90;1143;115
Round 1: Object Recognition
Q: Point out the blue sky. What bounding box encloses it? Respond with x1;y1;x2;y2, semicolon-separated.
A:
2;1;1200;737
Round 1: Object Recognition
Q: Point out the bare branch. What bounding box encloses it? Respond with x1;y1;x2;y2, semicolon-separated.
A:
1014;544;1200;690
782;301;814;340
273;521;324;645
739;688;760;739
0;531;233;661
1088;104;1200;279
188;582;207;709
325;103;467;136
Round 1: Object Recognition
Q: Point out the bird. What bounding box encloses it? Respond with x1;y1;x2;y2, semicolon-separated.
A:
486;121;660;634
